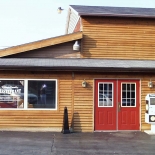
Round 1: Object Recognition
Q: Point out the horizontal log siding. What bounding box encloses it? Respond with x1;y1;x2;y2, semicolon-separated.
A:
0;70;152;132
72;72;153;132
82;17;155;59
0;71;73;131
73;79;93;132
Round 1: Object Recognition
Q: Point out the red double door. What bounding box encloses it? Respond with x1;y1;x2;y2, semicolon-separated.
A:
95;79;140;131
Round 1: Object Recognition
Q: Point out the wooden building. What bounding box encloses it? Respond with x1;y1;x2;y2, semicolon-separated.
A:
0;5;155;132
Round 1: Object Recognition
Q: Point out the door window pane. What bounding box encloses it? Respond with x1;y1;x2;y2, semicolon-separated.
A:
122;99;126;106
127;99;130;106
121;83;136;107
122;92;126;98
99;84;103;94
131;99;135;106
98;83;113;107
127;92;130;98
131;84;135;91
127;84;131;91
131;92;135;98
122;84;126;91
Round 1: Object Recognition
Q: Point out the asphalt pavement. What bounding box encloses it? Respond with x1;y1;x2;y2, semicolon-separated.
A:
0;131;155;155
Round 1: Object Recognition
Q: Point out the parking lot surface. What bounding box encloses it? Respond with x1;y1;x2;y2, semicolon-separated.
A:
0;131;155;155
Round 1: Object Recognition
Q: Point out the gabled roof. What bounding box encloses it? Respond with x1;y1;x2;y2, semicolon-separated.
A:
0;32;82;57
70;5;155;18
0;58;155;72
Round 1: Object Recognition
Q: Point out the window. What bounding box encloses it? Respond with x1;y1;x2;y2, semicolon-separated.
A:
98;83;113;107
0;79;57;110
121;83;136;107
28;80;56;109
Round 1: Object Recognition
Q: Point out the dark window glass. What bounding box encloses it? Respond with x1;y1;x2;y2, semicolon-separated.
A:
127;99;130;106
98;83;113;107
127;92;130;98
28;80;56;109
121;83;136;107
127;84;130;91
122;92;126;98
122;99;126;106
99;84;103;90
131;92;135;98
122;84;126;91
131;84;135;91
131;99;135;106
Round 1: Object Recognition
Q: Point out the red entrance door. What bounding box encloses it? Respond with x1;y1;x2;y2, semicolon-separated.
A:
95;79;140;131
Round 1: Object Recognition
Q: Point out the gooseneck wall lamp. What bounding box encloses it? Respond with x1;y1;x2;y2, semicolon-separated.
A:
148;79;153;88
82;79;87;88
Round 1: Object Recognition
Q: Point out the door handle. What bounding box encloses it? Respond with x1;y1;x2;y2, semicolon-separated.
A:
118;102;121;112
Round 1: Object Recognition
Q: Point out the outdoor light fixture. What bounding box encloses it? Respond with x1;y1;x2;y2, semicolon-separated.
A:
57;7;64;14
150;116;155;121
82;79;87;88
73;41;80;51
148;80;153;88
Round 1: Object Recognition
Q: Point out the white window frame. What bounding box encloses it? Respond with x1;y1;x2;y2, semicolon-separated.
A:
0;79;57;110
98;82;114;107
121;82;136;107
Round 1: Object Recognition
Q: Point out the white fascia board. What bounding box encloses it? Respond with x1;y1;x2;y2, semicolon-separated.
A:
69;5;79;16
72;16;81;32
66;6;80;34
65;8;71;34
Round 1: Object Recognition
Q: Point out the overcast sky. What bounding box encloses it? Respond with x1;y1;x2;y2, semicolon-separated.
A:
0;0;155;49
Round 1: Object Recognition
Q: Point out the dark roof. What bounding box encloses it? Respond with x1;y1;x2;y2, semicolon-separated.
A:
70;5;155;18
0;58;155;72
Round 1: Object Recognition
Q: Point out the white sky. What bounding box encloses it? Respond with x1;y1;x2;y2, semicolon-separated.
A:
0;0;155;49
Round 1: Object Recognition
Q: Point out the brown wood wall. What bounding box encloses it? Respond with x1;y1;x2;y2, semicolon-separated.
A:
73;19;81;33
5;41;80;58
81;16;155;59
0;70;153;132
0;71;69;130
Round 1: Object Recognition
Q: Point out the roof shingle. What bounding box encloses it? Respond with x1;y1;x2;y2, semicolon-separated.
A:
0;58;155;72
70;5;155;18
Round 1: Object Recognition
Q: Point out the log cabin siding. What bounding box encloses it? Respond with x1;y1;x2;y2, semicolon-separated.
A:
0;70;152;132
81;16;155;59
0;71;73;131
5;41;80;58
73;79;93;132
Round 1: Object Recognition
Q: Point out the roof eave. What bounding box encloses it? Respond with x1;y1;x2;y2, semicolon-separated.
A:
79;13;155;18
0;32;83;57
0;66;154;72
65;6;81;34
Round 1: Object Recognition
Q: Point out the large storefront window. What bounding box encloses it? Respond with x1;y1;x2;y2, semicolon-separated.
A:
28;80;56;109
0;79;57;109
0;80;24;108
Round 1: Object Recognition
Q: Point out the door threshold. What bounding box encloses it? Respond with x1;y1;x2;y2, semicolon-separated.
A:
94;130;118;132
94;130;140;132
